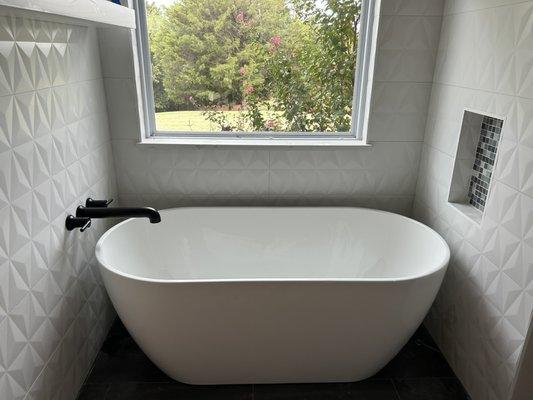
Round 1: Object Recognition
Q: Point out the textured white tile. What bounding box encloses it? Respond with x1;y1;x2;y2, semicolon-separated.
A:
269;169;363;196
98;28;135;79
0;16;116;400
381;0;444;16
269;148;367;170
104;78;141;141
378;16;442;51
414;2;533;399
368;82;432;141
374;49;437;82
518;145;533;197
194;148;269;170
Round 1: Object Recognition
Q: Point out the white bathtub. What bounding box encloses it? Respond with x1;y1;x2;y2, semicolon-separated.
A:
96;207;449;385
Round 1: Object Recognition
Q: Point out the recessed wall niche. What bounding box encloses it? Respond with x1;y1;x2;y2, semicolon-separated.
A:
448;110;503;223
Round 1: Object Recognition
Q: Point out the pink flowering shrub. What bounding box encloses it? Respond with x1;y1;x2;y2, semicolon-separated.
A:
270;35;282;50
235;11;245;23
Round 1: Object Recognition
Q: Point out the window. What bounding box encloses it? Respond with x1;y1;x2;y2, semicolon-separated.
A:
135;0;378;143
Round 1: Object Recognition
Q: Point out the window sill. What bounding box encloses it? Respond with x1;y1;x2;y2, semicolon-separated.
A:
139;136;371;147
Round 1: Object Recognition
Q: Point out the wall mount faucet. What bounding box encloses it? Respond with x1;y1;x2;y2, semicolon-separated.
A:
65;198;162;232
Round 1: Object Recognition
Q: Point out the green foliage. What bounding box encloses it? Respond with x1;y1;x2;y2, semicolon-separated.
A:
147;3;176;112
149;0;291;109
147;0;361;132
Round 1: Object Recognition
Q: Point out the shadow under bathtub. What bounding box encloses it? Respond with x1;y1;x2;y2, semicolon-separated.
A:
78;319;469;400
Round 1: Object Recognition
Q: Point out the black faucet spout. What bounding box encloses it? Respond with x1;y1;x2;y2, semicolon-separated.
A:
76;206;161;223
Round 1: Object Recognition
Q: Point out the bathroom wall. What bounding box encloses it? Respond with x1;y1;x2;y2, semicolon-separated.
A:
511;313;533;400
414;1;533;399
101;0;444;215
0;16;117;400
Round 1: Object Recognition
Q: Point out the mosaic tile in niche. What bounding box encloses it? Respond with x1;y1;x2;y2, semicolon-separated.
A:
467;116;503;211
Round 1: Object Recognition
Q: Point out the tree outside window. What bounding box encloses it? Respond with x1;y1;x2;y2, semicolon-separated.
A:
147;0;361;133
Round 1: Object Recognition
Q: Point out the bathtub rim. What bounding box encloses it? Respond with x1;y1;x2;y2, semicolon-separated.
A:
95;206;450;284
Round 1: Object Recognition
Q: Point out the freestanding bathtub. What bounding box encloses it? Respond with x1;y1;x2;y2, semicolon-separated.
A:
96;207;449;385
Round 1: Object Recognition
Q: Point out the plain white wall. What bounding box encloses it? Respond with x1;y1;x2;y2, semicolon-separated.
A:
0;15;118;400
414;1;533;399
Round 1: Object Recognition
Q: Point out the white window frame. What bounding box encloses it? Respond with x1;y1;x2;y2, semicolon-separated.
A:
134;0;380;146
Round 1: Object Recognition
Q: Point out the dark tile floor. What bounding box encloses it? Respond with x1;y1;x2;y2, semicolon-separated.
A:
78;319;469;400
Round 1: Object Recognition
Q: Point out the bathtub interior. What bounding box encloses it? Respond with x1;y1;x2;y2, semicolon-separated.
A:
96;208;449;281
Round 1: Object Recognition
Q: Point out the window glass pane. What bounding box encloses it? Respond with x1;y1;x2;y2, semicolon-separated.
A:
147;0;361;133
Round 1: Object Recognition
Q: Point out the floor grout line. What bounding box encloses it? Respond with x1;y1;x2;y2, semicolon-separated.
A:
391;378;403;400
102;384;111;400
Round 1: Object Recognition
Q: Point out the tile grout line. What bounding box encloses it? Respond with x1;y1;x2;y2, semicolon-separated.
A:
5;145;115;207
102;384;111;400
0;76;106;99
390;378;403;400
4;111;112;151
431;81;533;103
75;318;118;399
443;0;533;17
22;309;103;400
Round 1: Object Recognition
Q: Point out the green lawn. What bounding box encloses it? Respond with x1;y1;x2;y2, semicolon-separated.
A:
155;110;242;132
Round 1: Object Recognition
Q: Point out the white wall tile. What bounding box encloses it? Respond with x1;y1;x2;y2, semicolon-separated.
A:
103;78;141;141
414;1;533;399
378;16;442;51
97;28;135;79
0;15;117;400
374;49;438;82
368;82;432;141
381;0;444;16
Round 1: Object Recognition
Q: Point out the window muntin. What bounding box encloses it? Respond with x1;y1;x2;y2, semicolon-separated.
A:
136;0;377;140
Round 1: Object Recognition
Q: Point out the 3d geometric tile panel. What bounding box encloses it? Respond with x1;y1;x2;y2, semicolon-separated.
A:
414;1;533;400
0;16;117;400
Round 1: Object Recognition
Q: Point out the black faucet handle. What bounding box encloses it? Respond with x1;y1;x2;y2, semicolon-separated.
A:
65;215;91;232
85;198;114;208
80;218;92;232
